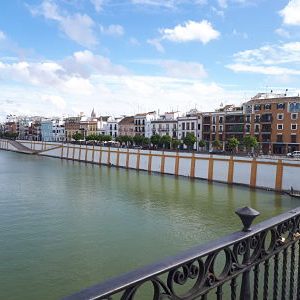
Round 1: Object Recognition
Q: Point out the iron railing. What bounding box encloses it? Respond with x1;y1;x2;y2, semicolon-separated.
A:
63;207;300;300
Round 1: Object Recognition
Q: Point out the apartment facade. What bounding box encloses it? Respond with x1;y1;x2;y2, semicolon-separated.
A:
118;116;135;137
151;112;180;139
244;93;300;154
65;117;81;141
134;111;156;138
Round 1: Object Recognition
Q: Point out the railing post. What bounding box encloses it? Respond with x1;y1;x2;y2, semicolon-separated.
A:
235;207;260;300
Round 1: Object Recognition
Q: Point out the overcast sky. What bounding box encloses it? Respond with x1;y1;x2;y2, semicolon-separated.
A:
1;0;300;120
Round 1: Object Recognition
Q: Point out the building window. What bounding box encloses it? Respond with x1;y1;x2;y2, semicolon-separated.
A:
182;123;185;130
219;125;223;132
291;124;297;130
277;113;284;120
186;122;190;130
219;134;223;141
245;124;250;132
212;125;216;132
212;116;216;124
277;134;283;142
291;135;297;143
198;124;200;130
291;113;298;120
191;122;194;130
219;116;223;123
255;124;260;132
277;124;283;130
255;115;260;123
264;103;272;110
254;104;261;111
277;103;285;109
246;115;251;123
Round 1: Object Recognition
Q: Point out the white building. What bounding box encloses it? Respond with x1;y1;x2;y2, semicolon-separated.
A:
134;111;156;138
105;117;123;138
177;109;202;150
151;111;181;139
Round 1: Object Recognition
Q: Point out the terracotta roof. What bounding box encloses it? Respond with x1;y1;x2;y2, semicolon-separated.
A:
135;111;156;117
245;96;300;105
118;116;134;125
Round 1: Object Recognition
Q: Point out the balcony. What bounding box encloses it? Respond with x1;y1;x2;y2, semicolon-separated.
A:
225;116;244;124
261;125;272;133
203;117;211;124
203;125;211;133
260;114;273;123
225;125;244;133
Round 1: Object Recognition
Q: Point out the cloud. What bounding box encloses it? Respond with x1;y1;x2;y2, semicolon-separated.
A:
90;0;104;12
131;0;177;8
227;42;300;76
100;24;124;36
227;64;300;75
0;50;127;96
147;38;165;53
275;28;291;38
29;1;98;48
129;37;140;46
280;0;300;26
42;95;66;109
0;31;6;41
134;59;207;79
131;0;208;8
159;20;220;44
0;50;251;120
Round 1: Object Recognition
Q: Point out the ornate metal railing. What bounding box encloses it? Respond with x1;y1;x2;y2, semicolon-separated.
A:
63;207;300;300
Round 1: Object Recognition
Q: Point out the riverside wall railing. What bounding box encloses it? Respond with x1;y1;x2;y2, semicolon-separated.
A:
63;206;300;300
1;139;300;192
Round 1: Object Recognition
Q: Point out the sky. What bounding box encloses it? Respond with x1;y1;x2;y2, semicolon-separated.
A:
0;0;300;120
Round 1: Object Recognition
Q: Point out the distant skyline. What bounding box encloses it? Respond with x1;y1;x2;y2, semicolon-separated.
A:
1;0;300;121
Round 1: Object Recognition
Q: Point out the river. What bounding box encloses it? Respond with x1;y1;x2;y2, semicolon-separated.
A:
0;150;298;299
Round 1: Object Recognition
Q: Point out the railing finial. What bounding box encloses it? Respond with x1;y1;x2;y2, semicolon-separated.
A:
235;206;260;232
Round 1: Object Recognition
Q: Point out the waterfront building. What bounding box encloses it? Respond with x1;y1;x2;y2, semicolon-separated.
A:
96;116;111;135
41;119;65;142
65;117;81;141
177;109;202;150
134;111;156;138
28;120;42;141
105;117;123;138
202;105;245;151
118;116;135;137
41;119;53;141
243;93;300;154
151;112;181;139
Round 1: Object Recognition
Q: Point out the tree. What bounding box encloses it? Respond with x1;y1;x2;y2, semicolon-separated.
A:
183;133;197;151
243;135;258;152
160;135;172;149
102;135;112;142
227;137;239;153
212;139;222;150
151;134;161;149
133;135;144;146
86;134;98;141
171;138;181;150
198;140;206;151
142;137;150;146
72;132;84;141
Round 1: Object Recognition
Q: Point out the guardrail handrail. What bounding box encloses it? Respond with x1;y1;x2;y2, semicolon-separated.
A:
63;206;300;300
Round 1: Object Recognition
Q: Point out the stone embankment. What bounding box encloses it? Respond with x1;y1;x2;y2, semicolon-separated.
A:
1;139;300;193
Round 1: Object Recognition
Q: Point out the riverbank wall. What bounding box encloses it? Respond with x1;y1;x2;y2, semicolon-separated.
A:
1;139;300;192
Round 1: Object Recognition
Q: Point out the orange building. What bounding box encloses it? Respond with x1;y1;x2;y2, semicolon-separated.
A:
243;93;300;154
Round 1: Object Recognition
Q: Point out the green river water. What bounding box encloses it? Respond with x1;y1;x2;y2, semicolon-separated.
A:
0;150;298;299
